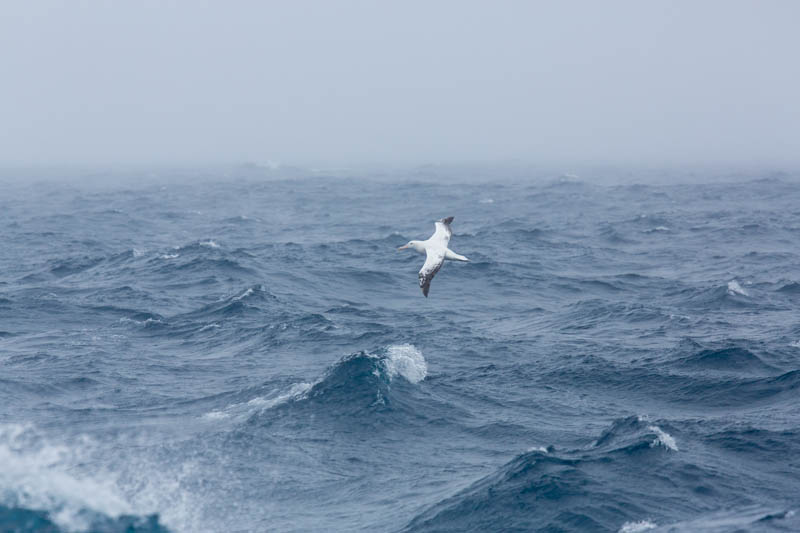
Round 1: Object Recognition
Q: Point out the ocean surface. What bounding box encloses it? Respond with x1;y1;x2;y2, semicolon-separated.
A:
1;169;799;533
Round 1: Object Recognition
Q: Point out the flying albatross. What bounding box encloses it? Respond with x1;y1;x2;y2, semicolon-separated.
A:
398;216;469;297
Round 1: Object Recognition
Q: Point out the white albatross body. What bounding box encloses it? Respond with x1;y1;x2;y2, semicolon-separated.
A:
398;216;469;297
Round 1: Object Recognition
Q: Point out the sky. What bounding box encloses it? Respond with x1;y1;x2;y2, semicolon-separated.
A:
1;1;799;168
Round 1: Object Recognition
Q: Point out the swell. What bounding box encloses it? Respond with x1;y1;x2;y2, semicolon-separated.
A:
403;416;699;533
241;344;431;429
539;337;798;409
0;425;169;533
0;504;168;533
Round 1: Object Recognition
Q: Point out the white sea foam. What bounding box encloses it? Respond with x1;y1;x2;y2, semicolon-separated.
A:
649;425;678;451
618;520;657;532
233;286;262;301
234;288;253;300
727;280;749;296
199;240;219;248
132;248;146;258
479;198;495;204
668;313;690;321
118;317;163;327
203;382;312;421
0;424;134;532
383;344;427;384
160;253;180;259
790;340;800;348
247;382;312;410
202;410;229;420
527;446;549;453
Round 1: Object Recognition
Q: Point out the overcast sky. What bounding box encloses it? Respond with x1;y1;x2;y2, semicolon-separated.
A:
1;1;799;167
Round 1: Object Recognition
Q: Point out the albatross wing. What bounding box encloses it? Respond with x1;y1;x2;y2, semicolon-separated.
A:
419;248;446;297
430;216;453;247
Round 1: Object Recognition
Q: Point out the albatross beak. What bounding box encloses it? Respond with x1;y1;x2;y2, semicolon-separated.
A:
397;244;409;250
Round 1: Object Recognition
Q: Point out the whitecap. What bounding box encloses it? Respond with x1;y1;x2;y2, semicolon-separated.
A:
233;286;259;301
246;382;312;411
383;344;427;384
0;424;135;532
618;520;657;532
199;240;219;248
132;248;146;258
160;253;180;260
203;382;312;420
202;410;229;420
649;425;678;451
118;317;163;327
727;280;749;296
668;313;690;321
479;198;495;204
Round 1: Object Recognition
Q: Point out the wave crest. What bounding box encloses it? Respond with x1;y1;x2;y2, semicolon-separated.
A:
405;416;688;532
0;424;165;533
383;344;427;384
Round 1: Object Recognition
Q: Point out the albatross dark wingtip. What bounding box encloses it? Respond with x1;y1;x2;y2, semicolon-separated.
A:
441;216;454;225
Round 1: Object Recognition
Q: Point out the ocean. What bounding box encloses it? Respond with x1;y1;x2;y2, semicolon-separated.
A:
1;168;798;532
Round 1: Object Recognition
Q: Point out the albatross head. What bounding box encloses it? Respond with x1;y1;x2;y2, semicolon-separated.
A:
398;240;425;253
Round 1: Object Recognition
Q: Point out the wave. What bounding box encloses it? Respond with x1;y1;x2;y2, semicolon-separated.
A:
383;344;428;384
776;280;800;294
0;505;167;533
203;382;312;421
598;223;640;245
24;256;105;281
404;416;689;533
546;347;796;408
641;226;670;234
704;427;799;459
726;279;749;296
671;341;779;374
655;506;799;532
151;256;255;276
689;369;800;407
617;520;656;533
241;344;428;426
0;424;167;533
178;284;276;321
668;281;763;310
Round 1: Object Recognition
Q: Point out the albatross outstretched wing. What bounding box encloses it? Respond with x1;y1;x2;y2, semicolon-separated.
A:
429;216;453;247
419;248;446;297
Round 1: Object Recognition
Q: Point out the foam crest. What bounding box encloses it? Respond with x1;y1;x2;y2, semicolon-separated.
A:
204;382;312;420
526;446;549;453
0;424;134;532
232;285;264;301
648;425;678;451
246;382;312;411
618;520;657;532
383;344;427;384
727;280;749;296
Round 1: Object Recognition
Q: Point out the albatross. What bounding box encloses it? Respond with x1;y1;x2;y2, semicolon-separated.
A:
398;216;469;297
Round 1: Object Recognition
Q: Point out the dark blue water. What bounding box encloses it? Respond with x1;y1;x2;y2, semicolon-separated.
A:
1;170;799;532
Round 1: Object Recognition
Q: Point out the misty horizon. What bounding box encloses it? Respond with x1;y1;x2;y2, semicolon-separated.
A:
2;1;799;168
